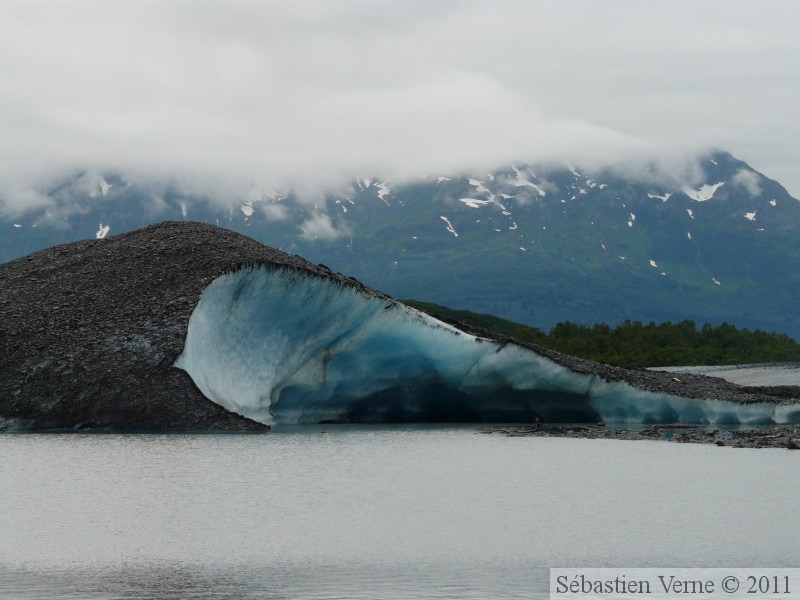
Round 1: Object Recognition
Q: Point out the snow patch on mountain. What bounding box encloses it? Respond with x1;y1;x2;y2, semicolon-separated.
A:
459;198;491;209
375;182;391;203
744;212;757;221
96;224;110;239
684;182;724;202
511;166;546;196
647;192;672;202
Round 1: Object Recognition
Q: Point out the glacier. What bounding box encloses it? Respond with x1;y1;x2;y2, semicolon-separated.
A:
175;266;795;427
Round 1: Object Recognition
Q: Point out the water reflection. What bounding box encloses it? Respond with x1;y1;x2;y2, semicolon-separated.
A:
0;561;548;599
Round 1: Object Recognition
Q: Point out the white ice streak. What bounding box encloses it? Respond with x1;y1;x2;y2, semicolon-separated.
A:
440;215;458;237
95;223;110;239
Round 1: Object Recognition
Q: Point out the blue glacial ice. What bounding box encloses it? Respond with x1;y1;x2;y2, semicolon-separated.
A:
175;266;791;426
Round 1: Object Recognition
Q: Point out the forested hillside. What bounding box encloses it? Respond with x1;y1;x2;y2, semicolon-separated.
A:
406;300;800;368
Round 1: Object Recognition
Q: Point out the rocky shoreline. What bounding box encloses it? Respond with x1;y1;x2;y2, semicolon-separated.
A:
480;424;800;449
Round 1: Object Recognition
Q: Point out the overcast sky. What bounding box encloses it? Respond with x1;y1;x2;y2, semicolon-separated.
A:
1;0;799;214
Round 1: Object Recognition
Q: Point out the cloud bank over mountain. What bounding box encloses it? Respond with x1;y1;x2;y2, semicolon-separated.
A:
1;0;798;215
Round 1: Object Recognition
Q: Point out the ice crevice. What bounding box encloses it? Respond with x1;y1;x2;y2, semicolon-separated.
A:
175;266;789;427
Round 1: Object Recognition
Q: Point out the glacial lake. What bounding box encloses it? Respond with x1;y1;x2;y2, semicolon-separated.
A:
1;426;798;599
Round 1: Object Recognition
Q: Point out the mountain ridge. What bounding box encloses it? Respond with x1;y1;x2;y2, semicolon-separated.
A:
2;150;798;336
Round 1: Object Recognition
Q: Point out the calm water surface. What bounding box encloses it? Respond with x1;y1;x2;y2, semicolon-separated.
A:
1;426;798;599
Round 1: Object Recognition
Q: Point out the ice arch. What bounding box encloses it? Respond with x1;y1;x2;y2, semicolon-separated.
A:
175;266;784;426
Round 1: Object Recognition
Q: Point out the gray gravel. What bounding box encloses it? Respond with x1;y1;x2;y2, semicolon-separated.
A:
655;363;800;387
480;424;800;449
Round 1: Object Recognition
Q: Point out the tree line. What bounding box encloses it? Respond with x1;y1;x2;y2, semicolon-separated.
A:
405;300;800;368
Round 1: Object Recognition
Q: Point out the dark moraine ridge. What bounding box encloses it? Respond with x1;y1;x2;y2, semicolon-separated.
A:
0;221;796;431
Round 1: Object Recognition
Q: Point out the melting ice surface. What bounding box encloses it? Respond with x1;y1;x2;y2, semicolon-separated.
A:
176;266;792;426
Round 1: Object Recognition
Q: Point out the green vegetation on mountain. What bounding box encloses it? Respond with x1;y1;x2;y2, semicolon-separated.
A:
405;300;800;368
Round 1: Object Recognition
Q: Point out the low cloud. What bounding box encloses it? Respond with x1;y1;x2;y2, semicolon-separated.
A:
299;213;348;242
261;202;289;223
1;0;799;218
731;169;762;197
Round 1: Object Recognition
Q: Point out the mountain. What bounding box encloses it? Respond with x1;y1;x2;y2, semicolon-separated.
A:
2;151;799;337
